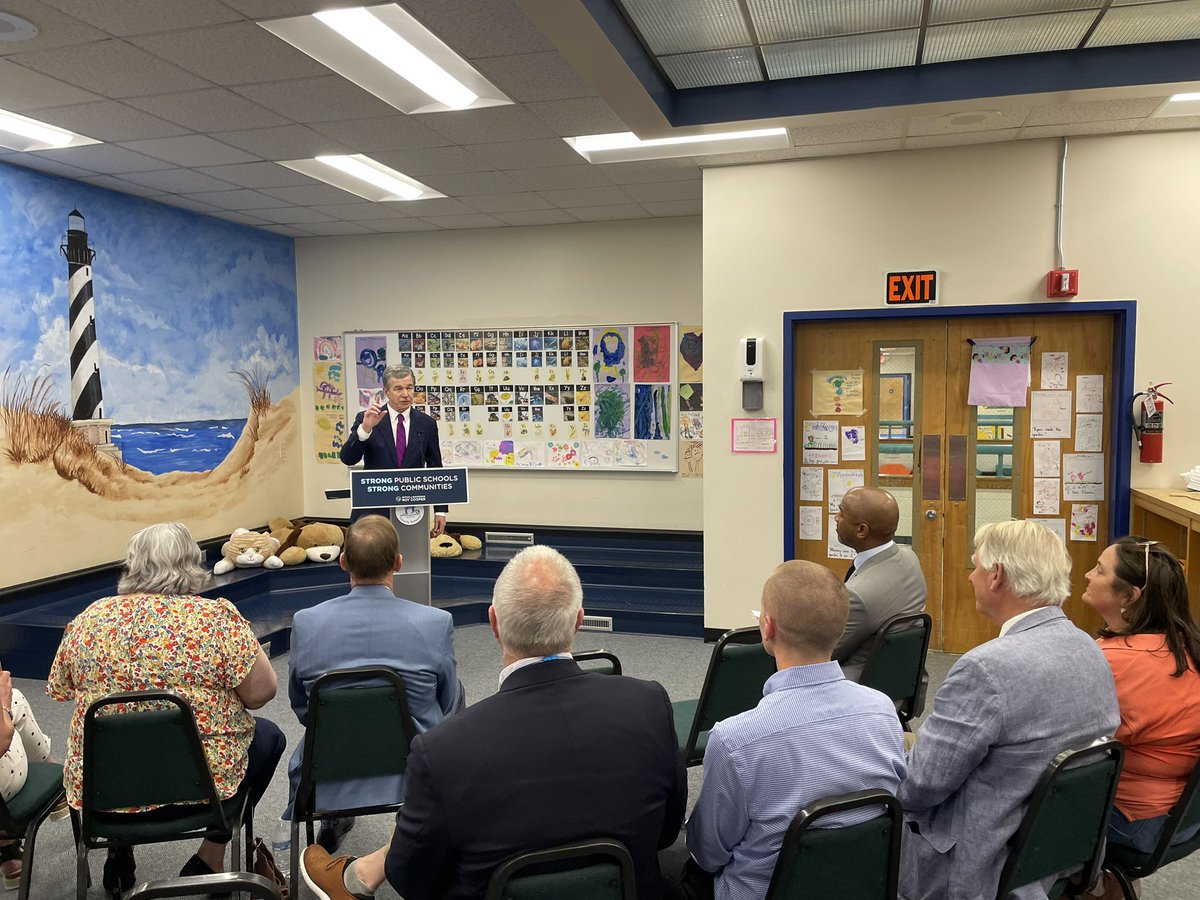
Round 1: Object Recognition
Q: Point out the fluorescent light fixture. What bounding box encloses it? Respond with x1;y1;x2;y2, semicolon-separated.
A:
1156;92;1200;117
276;154;444;203
261;4;511;115
0;107;99;152
565;128;790;163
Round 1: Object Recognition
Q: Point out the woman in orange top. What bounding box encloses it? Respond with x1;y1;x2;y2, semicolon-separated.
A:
1082;536;1200;868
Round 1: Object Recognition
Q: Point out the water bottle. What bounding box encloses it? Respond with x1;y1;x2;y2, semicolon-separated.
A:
271;815;291;854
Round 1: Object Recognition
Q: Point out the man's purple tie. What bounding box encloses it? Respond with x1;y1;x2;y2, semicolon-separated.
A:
395;412;407;466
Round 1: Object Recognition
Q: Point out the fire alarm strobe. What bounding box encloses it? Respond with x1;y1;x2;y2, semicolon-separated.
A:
1046;269;1079;298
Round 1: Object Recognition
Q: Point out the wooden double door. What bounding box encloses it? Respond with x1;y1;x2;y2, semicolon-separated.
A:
792;311;1116;653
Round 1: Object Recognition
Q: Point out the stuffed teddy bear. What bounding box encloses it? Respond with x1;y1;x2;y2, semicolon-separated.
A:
276;520;345;565
214;528;284;575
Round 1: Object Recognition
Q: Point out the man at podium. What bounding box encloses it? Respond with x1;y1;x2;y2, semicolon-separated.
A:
340;364;447;535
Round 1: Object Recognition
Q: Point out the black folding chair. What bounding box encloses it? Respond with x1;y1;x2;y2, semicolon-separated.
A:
0;760;67;900
859;612;932;730
484;838;636;900
574;650;622;675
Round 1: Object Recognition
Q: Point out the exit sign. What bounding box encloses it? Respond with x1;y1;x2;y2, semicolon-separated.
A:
886;270;937;305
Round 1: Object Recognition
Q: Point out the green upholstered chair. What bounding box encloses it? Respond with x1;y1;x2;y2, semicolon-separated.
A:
76;690;254;900
859;612;932;730
672;626;775;767
995;738;1124;900
573;650;622;675
765;789;902;900
483;838;636;900
0;760;67;900
290;666;416;895
1103;755;1200;900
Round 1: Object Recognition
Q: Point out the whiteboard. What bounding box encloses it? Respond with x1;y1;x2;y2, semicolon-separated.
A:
344;324;678;472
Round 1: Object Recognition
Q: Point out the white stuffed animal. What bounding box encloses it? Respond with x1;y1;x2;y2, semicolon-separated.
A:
214;528;284;575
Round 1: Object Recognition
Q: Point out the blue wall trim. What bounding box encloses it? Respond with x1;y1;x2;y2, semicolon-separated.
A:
782;301;1137;560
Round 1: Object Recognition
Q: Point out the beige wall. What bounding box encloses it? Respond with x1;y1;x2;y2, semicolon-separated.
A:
704;132;1200;631
296;217;703;530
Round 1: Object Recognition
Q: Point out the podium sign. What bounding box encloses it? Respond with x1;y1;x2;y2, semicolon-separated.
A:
350;467;469;509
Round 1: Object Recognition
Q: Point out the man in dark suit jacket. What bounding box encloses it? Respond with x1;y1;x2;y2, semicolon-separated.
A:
340;363;446;535
300;545;687;900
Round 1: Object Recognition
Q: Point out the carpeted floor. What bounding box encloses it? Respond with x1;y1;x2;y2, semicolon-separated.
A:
9;633;1198;898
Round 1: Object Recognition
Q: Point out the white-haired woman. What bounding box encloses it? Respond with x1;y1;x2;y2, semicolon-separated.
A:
47;522;285;898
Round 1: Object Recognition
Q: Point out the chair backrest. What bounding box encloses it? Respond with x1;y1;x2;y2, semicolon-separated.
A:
483;838;636;900
574;650;622;675
859;612;931;718
765;789;901;900
684;627;775;757
81;690;227;839
295;666;417;818
1124;751;1200;873
995;738;1124;899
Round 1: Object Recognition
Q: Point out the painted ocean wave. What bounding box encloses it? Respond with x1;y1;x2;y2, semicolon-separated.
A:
111;418;246;474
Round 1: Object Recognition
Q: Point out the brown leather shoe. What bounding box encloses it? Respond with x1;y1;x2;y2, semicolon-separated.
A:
300;846;358;900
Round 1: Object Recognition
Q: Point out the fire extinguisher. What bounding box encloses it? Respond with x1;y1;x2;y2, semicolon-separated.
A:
1132;382;1173;464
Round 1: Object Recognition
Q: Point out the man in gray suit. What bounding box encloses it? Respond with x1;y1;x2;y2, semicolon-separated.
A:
834;487;927;682
899;520;1119;900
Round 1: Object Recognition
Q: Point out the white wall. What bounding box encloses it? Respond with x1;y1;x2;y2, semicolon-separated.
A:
704;132;1200;631
297;217;702;531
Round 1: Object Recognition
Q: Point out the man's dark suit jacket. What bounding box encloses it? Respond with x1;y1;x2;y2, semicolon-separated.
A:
339;406;446;517
384;659;687;900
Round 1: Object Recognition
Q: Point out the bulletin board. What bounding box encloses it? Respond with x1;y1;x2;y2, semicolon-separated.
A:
344;324;679;472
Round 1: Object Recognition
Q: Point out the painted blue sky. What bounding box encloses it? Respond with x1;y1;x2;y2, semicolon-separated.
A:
0;161;298;423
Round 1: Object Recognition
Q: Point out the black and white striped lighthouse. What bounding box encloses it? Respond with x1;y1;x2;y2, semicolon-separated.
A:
60;209;121;460
61;209;104;421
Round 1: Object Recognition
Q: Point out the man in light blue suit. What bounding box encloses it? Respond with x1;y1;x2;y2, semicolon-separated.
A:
899;520;1118;900
286;515;464;851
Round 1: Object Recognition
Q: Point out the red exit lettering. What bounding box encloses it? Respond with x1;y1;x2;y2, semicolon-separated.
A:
886;270;937;304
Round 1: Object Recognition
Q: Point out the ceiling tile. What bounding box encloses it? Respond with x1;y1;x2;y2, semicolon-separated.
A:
473;52;597;103
1140;113;1200;131
930;0;1102;25
117;135;260;167
181;188;293;210
459;192;556;213
600;159;704;184
692;148;798;165
420;171;527;196
1;154;98;179
259;183;367;205
0;0;107;51
251;205;337;224
261;224;310;237
361;218;441;233
308;116;453;154
393;197;476;216
790;118;908;145
422;106;556;145
640;199;702;217
418;213;505;230
1025;96;1165;125
218;0;331;17
119;167;245;193
26;100;189;141
371;146;496;176
193;161;314;189
26;142;176;172
660;47;763;89
39;0;243;36
211;125;351;159
907;107;1032;136
568;204;650;222
523;98;628;137
206;210;272;227
905;129;1020;149
233;76;402;123
77;173;167;196
401;0;557;57
621;180;703;202
506;165;612;191
1089;1;1200;46
9;39;209;97
0;60;102;111
130;22;329;86
127;89;291;133
793;138;904;157
466;138;584;169
537;186;634;207
923;11;1096;63
300;221;375;235
750;0;922;41
1018;119;1143;138
311;202;420;220
619;0;751;54
492;209;578;226
152;194;223;214
764;30;918;79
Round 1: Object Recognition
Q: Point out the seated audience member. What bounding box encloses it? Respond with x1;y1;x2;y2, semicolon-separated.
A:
0;666;58;888
899;520;1119;900
47;522;285;895
301;544;686;900
1081;537;1200;899
833;487;927;683
677;560;907;900
286;514;464;852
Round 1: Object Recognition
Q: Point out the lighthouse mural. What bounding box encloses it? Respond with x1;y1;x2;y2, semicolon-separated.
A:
60;209;121;460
